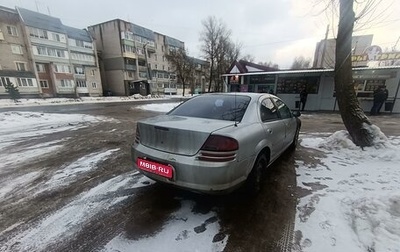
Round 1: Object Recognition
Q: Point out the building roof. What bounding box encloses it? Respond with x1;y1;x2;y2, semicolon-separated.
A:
0;5;17;14
165;36;184;48
227;60;278;74
132;23;154;41
189;57;208;65
17;7;65;33
222;65;400;76
63;25;92;42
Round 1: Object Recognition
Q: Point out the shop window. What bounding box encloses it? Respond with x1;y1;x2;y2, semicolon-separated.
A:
276;76;320;94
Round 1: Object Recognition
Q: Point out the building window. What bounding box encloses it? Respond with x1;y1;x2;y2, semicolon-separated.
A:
29;27;48;39
17;78;34;87
76;80;87;87
163;56;166;62
71;53;95;62
161;45;164;52
162;65;165;70
0;28;4;40
154;54;158;60
76;40;84;47
60;79;73;87
36;63;46;72
75;66;84;74
15;62;26;71
36;46;67;58
155;64;158;69
124;44;135;53
92;82;97;89
7;26;18;36
90;70;95;76
0;77;11;87
139;72;147;78
55;64;71;73
127;71;133;78
52;33;60;42
11;45;23;54
40;80;49;88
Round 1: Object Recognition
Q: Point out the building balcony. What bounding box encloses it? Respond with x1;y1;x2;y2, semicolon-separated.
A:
123;52;137;59
30;37;67;49
69;46;95;55
146;45;156;53
138;66;148;72
125;64;136;71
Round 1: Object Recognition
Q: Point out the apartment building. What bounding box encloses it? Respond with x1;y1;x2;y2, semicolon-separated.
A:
64;25;102;96
191;57;209;94
1;7;102;98
313;34;374;68
0;6;39;98
88;19;190;96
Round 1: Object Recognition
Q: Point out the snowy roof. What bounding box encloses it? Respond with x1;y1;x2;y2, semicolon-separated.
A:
222;65;400;76
63;25;92;42
17;7;65;34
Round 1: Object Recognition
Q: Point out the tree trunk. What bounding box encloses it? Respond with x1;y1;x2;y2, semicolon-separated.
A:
335;0;373;147
208;60;214;93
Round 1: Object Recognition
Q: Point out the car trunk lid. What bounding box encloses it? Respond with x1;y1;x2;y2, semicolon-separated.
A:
137;115;235;156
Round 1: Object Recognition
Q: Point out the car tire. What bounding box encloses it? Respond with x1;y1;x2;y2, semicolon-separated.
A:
290;126;300;150
246;154;268;195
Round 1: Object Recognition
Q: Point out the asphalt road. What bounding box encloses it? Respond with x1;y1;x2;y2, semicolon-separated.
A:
1;100;398;252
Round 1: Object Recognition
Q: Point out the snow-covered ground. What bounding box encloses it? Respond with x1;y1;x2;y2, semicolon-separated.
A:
0;95;179;108
1;98;399;251
294;131;400;252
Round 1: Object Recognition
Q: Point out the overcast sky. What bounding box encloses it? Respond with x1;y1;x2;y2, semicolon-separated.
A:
1;0;399;68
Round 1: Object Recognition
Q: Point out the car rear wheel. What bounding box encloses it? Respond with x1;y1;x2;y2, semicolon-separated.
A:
246;154;268;195
290;126;300;150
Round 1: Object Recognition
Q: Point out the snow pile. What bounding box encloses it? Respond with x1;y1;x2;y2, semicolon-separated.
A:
294;131;400;252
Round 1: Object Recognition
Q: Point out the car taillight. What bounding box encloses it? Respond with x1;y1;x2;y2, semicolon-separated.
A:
134;126;140;144
198;135;238;162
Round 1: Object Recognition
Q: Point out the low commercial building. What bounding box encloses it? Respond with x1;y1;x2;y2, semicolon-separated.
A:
223;60;400;113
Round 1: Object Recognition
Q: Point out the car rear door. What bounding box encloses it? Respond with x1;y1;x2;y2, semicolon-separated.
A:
273;98;297;148
259;98;285;159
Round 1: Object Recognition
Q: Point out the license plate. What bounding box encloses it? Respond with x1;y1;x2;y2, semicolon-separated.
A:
136;158;173;179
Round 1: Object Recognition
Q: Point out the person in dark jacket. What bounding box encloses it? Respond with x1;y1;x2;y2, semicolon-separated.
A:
370;85;389;115
299;86;308;111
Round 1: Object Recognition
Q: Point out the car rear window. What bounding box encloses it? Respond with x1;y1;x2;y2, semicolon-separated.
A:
168;95;251;121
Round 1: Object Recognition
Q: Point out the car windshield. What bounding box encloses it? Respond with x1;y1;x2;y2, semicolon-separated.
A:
168;95;251;121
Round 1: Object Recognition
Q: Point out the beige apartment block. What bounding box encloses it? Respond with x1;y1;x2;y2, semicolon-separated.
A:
15;7;102;98
0;6;39;98
89;19;190;96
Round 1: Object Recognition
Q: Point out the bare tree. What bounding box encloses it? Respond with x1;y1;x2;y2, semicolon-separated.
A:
166;48;195;96
241;54;255;62
258;61;279;69
291;56;312;69
200;16;240;92
334;0;382;147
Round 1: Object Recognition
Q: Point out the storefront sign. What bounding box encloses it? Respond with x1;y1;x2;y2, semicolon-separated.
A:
352;45;400;65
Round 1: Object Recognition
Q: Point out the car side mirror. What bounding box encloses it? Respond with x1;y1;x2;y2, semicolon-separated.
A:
292;110;301;117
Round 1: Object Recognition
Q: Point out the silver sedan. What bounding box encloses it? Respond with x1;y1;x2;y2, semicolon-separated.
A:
131;92;301;194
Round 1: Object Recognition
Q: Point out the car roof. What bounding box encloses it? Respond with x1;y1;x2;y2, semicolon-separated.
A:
199;92;274;99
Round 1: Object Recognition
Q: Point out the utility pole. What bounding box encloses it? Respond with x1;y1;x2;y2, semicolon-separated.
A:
143;42;152;94
320;24;329;68
393;36;400;51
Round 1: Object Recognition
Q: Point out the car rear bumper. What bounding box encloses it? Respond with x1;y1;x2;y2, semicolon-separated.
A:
131;143;251;193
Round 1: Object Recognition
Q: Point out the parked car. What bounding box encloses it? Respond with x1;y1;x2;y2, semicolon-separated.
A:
131;92;301;194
